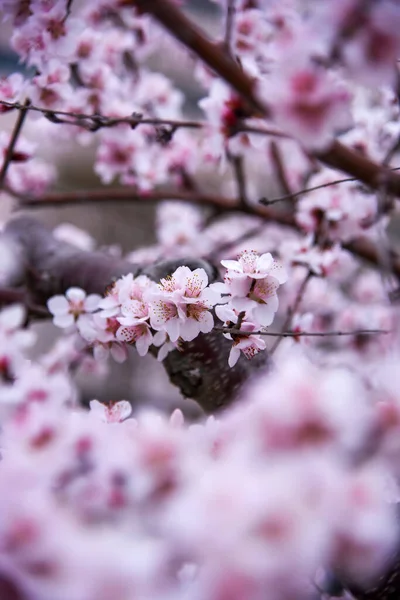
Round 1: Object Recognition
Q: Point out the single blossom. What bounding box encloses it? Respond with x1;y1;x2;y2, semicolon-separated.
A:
215;304;266;367
89;399;132;423
47;287;101;329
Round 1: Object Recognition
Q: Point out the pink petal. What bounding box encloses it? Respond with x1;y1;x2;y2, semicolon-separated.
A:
166;318;180;343
84;294;101;312
110;343;128;363
47;295;69;316
136;332;152;356
256;252;274;273
0;304;25;330
228;346;240;367
66;287;86;302
53;313;75;328
221;259;243;273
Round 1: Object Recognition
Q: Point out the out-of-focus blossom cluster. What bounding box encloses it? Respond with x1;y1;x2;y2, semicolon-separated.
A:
1;299;400;600
47;250;287;367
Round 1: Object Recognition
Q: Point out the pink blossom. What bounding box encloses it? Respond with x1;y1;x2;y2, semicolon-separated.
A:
326;0;400;87
0;72;26;111
215;304;266;367
89;399;132;423
47;287;101;329
259;57;352;149
214;250;287;327
148;266;220;343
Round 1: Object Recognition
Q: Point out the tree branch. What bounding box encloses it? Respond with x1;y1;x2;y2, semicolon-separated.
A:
0;99;30;189
132;0;266;116
11;185;400;281
133;0;400;199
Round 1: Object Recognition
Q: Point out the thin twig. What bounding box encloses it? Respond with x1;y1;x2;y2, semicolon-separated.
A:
133;0;400;199
224;0;236;54
260;176;360;206
8;184;400;279
270;271;312;355
216;327;389;338
63;0;74;21
229;153;247;207
0;99;30;189
260;167;400;206
0;100;292;139
268;140;292;197
0;100;202;132
207;223;266;260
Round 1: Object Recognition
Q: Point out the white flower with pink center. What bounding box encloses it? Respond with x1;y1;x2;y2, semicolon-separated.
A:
231;277;281;327
0;72;25;112
148;266;220;343
89;399;132;424
47;287;101;329
222;249;287;285
215;305;266;367
116;322;153;357
258;55;352;150
213;250;287;327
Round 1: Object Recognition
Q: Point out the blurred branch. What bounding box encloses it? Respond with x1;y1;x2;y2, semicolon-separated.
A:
224;0;236;53
133;0;400;198
269;140;292;198
270;270;312;355
229;153;247;207
217;327;389;338
0;99;30;189
0;100;202;132
0;100;289;139
9;185;400;280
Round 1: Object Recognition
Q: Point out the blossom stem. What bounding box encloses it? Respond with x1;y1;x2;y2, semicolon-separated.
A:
216;327;389;338
134;0;400;198
8;187;400;281
224;0;236;54
260;167;400;206
0;99;30;190
270;271;312;355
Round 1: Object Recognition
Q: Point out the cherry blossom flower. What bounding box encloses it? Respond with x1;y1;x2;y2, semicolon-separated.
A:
213;250;287;327
89;399;132;423
215;304;266;367
259;55;352;149
47;287;101;329
0;72;26;111
148;266;220;343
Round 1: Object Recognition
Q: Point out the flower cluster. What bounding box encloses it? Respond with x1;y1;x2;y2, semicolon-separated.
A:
46;251;287;367
212;250;287;365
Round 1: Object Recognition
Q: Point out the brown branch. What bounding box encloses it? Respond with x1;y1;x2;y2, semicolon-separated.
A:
224;0;236;54
316;140;400;197
16;187;240;210
217;327;389;338
10;185;400;280
0;99;30;189
269;140;292;198
0;100;202;132
260;175;360;206
270;270;312;354
134;0;400;200
229;153;247;207
132;0;266;116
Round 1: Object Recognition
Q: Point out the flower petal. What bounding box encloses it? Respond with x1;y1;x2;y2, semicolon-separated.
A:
47;295;69;316
66;287;86;302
